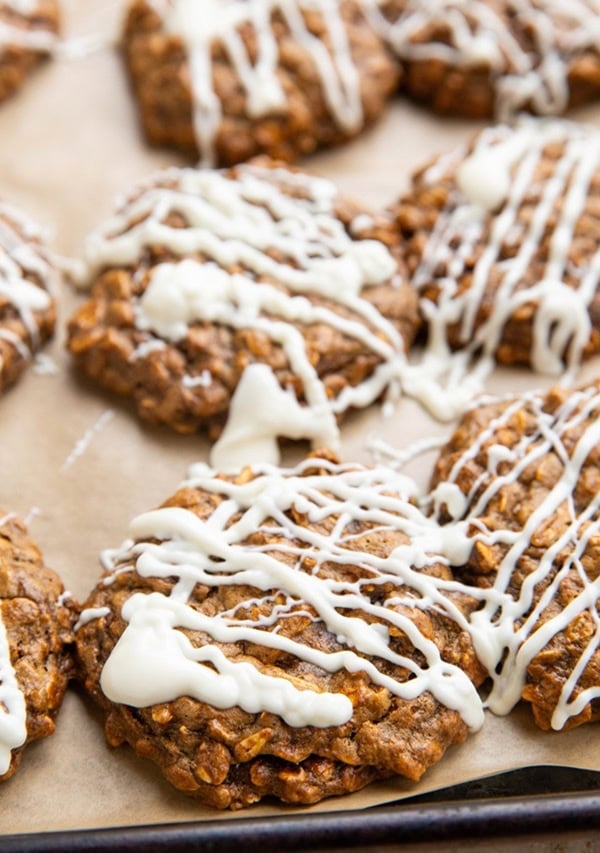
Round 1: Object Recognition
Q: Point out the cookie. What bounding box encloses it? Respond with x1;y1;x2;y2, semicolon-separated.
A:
66;160;419;465
0;511;74;781
74;452;485;809
390;117;600;418
0;201;58;396
431;381;600;731
0;1;59;103
366;0;600;119
122;0;400;165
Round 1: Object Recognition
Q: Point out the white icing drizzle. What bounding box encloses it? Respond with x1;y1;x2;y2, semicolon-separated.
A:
32;352;58;376
75;606;110;631
402;118;600;420
84;164;408;465
95;457;485;731
149;0;364;165
363;0;600;119
0;202;54;364
60;410;115;473
437;386;600;729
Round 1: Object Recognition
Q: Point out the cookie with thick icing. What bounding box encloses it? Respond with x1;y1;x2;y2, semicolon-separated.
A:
431;381;600;731
389;118;600;418
122;0;400;165
0;201;58;396
366;0;600;119
66;160;419;466
0;1;59;103
0;511;74;781
74;453;485;809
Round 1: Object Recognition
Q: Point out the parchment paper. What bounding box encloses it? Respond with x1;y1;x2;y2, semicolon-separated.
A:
1;0;600;834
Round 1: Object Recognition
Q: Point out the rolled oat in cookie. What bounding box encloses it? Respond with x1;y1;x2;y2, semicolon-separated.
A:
364;0;600;120
0;1;59;102
431;380;600;732
75;452;485;809
66;160;419;465
0;511;74;781
0;200;58;396
122;0;399;165
391;117;600;419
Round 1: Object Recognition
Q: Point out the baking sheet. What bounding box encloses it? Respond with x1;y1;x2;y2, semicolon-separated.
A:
1;0;600;835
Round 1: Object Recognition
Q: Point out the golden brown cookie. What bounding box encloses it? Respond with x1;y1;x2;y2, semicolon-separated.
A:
75;453;485;809
0;511;74;781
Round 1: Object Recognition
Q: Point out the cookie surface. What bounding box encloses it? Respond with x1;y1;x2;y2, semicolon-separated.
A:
367;0;600;119
67;160;419;461
75;453;485;809
0;511;74;781
0;1;59;103
431;381;600;731
122;0;399;165
392;118;600;390
0;201;57;395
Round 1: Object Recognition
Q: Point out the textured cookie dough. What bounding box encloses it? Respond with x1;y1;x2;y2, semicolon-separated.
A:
67;160;419;456
75;453;485;809
122;0;400;164
0;511;74;781
0;1;59;103
432;381;600;731
392;118;600;376
366;0;600;119
0;201;58;396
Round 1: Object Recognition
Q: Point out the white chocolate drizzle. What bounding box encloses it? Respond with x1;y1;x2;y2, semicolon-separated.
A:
435;385;600;729
147;0;364;165
402;117;600;420
0;202;54;365
91;457;486;731
363;0;600;119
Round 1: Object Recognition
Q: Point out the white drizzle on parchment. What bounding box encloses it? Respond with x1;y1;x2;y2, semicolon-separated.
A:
0;202;54;369
435;385;600;730
91;457;485;731
145;0;364;165
0;513;27;776
401;117;600;420
362;0;600;119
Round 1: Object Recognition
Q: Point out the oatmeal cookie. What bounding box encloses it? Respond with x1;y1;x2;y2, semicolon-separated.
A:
66;160;419;463
75;453;485;809
392;118;600;377
122;0;400;165
431;380;600;731
366;0;600;119
0;511;74;781
0;1;59;103
0;201;58;396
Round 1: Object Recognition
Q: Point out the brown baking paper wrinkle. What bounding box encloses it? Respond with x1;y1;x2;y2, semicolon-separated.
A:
0;0;599;834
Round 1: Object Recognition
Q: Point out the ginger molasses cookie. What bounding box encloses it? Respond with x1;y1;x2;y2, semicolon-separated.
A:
365;0;600;119
431;381;600;732
0;201;58;396
75;453;485;809
67;160;419;466
390;118;600;418
0;511;74;781
122;0;400;165
0;1;59;103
